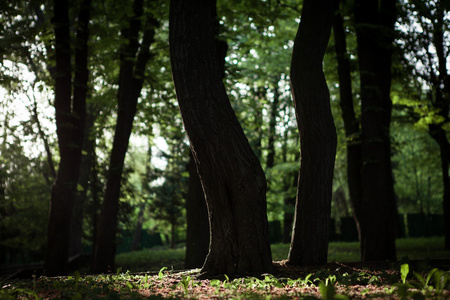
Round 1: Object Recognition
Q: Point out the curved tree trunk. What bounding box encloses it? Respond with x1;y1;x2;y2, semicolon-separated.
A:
287;0;337;266
92;0;156;273
169;0;273;277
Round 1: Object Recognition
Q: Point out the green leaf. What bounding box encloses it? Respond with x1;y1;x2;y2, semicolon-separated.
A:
400;264;409;284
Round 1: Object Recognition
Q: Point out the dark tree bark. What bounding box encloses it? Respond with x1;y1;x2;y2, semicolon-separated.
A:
185;23;227;269
428;3;450;250
45;0;91;276
429;126;450;250
354;0;398;261
92;0;156;274
170;0;273;277
332;1;363;239
184;153;209;269
266;76;281;170
69;107;97;257
287;0;336;266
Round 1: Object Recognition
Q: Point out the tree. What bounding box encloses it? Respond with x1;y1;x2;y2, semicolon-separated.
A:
287;0;337;266
169;0;273;276
92;0;157;273
354;0;398;261
332;0;363;238
45;0;92;276
397;0;450;249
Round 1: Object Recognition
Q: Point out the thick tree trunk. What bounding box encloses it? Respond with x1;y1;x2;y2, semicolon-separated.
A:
287;0;336;266
92;0;156;273
170;0;273;277
45;0;91;276
355;0;398;261
332;1;363;239
185;153;209;269
429;125;450;250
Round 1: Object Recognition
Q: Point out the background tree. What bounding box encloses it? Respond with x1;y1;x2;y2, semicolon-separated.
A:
170;0;273;276
92;0;157;273
287;0;337;266
332;0;363;239
354;0;398;261
45;0;92;276
397;0;450;249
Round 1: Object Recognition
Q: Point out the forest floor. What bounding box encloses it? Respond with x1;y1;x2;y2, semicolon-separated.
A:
2;259;450;299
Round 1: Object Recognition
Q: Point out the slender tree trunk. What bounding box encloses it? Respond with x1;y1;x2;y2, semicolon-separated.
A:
130;202;146;251
30;98;57;181
70;107;97;257
92;0;156;273
287;0;336;266
332;0;363;240
355;0;398;261
266;76;280;170
45;0;91;276
170;0;273;277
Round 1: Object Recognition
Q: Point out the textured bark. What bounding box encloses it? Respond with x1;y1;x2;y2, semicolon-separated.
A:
332;1;363;239
185;153;209;269
45;0;91;276
170;0;273;277
92;0;156;274
355;0;398;261
287;0;336;266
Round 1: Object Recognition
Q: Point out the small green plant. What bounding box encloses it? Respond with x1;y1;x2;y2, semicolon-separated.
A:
317;275;348;300
400;263;409;284
286;273;313;287
158;266;168;279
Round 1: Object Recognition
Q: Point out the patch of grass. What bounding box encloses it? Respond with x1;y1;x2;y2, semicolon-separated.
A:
116;237;449;274
116;247;185;273
396;237;448;260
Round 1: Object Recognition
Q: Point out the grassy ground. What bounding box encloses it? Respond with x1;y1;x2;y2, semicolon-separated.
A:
116;236;450;273
2;237;449;299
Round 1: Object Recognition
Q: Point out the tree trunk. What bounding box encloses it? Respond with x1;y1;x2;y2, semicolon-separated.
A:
430;4;450;250
169;0;273;277
286;0;337;266
354;0;398;261
45;0;91;276
185;153;210;269
92;0;156;273
70;107;97;257
332;0;363;240
266;76;280;170
429;125;450;250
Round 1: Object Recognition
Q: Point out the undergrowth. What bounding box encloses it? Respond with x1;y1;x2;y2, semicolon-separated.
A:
1;264;449;299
